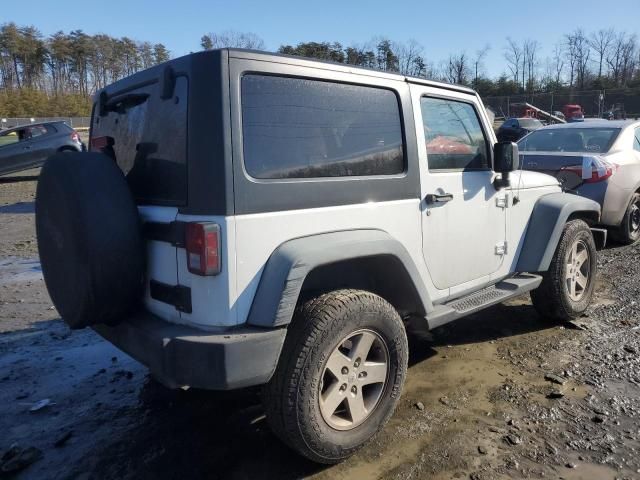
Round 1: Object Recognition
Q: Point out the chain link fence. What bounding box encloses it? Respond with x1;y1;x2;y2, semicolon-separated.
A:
0;117;91;129
484;88;640;120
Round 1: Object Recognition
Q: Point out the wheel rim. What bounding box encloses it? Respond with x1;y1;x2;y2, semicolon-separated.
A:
565;239;591;301
319;329;389;431
629;201;640;234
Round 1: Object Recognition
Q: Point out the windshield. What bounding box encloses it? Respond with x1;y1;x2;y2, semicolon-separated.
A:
518;127;620;153
518;118;543;129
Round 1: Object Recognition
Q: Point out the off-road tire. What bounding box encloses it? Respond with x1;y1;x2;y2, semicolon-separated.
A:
611;192;640;245
530;219;596;321
263;289;408;464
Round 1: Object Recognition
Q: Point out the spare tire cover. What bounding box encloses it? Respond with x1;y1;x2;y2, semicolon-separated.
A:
36;152;145;329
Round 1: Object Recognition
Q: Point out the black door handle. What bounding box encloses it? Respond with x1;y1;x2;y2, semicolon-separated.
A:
425;193;454;204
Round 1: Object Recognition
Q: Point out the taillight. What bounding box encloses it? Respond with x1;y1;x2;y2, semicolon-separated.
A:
561;159;618;184
185;222;221;276
90;135;114;151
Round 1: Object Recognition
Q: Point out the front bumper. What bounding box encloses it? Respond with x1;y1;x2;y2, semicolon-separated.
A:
93;311;287;390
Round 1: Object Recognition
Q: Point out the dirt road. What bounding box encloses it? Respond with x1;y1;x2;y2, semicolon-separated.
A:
1;177;640;479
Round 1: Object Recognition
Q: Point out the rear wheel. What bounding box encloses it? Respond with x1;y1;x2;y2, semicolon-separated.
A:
263;289;408;464
530;219;597;321
611;192;640;245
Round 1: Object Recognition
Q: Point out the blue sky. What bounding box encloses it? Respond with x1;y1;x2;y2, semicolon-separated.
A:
3;0;639;77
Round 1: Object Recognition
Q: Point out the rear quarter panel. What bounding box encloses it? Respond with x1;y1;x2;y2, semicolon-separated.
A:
600;142;640;226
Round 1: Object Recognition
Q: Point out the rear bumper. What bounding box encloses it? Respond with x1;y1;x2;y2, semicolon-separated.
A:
93;311;287;390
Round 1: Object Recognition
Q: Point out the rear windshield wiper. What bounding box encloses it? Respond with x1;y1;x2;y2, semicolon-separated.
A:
102;93;149;115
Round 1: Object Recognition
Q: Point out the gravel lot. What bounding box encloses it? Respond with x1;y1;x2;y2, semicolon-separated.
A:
1;176;640;479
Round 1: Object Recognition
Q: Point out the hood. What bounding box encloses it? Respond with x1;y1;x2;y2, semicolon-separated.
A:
510;170;560;190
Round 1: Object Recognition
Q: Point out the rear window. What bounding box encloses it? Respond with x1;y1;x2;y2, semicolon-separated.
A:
241;74;404;179
518;127;620;153
91;76;188;205
518;118;543;129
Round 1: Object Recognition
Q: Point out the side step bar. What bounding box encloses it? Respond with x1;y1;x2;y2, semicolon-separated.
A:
426;273;543;330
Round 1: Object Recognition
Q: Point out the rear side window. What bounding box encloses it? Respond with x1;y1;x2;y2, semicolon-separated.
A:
420;97;489;171
27;125;50;138
241;74;404;179
91;76;188;205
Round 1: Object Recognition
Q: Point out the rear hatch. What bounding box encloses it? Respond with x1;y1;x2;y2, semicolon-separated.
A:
90;74;189;324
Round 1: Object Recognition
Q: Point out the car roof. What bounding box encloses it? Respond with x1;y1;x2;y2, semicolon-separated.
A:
538;120;639;131
1;121;66;133
226;48;477;95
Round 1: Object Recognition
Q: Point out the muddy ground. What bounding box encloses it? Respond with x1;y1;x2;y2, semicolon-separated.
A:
2;176;640;480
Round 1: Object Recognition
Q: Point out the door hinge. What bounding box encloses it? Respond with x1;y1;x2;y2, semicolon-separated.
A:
495;241;508;255
149;280;192;313
496;194;509;209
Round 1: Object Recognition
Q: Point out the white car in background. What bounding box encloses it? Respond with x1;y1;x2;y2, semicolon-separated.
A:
519;120;640;244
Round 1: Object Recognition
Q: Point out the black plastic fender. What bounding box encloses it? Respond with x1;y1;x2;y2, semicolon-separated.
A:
246;229;433;328
515;192;600;273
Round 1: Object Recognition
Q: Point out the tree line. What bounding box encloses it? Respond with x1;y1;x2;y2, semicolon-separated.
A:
263;30;640;98
0;23;170;116
2;22;640;117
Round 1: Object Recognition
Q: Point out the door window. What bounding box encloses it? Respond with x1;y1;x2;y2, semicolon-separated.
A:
420;97;489;171
634;128;640;152
0;130;20;147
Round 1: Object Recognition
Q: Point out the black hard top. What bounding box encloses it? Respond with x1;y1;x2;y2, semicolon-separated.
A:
98;48;476;100
226;48;476;95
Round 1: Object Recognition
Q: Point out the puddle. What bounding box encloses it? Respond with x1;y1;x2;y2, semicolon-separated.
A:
0;256;42;285
0;201;35;214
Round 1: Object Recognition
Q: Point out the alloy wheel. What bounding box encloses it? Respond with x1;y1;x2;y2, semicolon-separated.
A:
565;239;591;301
319;329;389;430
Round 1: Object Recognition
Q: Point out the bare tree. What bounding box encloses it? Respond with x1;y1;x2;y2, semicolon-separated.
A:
551;42;565;85
523;39;539;91
588;28;614;78
606;32;637;86
473;44;490;86
443;52;469;84
504;37;522;86
395;39;423;76
201;31;265;50
566;29;590;89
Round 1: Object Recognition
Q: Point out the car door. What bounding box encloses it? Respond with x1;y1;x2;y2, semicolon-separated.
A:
21;125;52;167
411;84;506;294
0;128;31;175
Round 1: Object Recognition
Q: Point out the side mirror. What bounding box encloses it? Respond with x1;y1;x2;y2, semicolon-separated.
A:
493;142;520;189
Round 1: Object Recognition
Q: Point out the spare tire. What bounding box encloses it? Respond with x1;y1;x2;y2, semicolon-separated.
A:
35;152;145;329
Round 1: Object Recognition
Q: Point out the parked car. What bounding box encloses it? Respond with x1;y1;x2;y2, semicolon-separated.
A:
518;120;640;244
497;117;544;142
35;49;600;464
0;121;85;176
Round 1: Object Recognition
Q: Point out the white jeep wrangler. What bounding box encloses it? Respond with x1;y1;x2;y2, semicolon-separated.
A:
35;49;602;464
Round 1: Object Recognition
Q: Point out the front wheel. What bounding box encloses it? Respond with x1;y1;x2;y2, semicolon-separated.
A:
530;219;597;321
263;289;408;464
